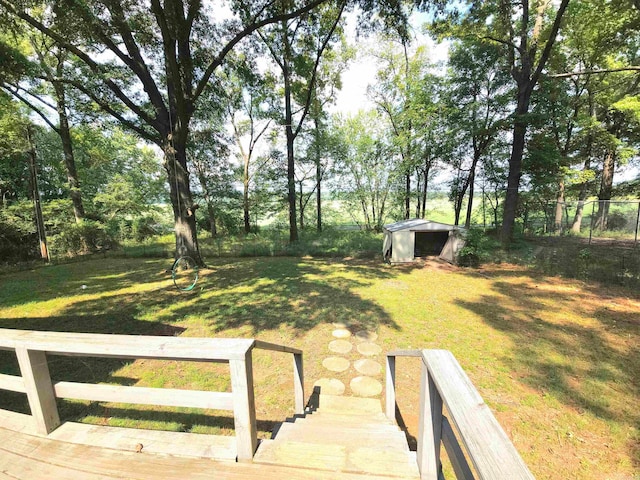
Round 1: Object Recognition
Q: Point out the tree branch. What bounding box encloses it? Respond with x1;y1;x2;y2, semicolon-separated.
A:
0;0;162;131
530;0;571;87
0;83;58;132
193;0;330;100
549;66;640;78
481;35;520;54
104;0;169;121
62;79;159;143
294;0;347;139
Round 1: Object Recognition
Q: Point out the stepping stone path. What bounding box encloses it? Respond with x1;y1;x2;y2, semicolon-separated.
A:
357;342;382;356
314;323;384;399
328;339;352;354
354;358;382;376
322;356;350;372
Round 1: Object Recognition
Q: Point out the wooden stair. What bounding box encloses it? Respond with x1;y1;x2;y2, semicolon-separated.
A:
253;394;420;478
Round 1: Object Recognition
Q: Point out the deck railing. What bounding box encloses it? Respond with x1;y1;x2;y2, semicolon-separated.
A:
386;349;535;480
0;328;304;462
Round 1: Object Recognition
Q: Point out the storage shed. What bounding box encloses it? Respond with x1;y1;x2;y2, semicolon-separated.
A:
382;219;466;264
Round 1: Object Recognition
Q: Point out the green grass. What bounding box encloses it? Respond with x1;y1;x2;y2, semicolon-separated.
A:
0;255;638;479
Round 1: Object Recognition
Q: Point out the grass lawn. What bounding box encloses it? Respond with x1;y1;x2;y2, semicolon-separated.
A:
0;255;638;479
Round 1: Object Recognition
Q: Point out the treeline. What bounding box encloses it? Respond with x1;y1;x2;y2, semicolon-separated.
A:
0;0;638;263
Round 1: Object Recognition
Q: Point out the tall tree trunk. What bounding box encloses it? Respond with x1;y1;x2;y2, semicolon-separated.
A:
282;29;298;242
53;81;84;223
594;150;615;230
501;85;531;243
243;153;251;234
298;181;305;230
465;166;476;228
554;180;565;233
314;117;322;232
421;161;430;219
26;125;49;262
572;92;596;233
405;173;411;219
500;0;569;245
164;137;203;265
571;158;591;233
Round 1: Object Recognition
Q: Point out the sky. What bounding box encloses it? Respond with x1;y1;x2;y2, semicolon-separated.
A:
331;11;449;116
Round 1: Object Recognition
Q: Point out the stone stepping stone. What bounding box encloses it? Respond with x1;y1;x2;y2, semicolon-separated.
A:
357;342;382;356
313;378;345;395
354;359;382;376
322;357;350;373
328;339;353;354
332;321;351;329
355;330;378;342
332;328;351;339
350;376;382;397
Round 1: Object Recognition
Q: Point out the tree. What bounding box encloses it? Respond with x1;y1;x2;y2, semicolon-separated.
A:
258;0;348;241
335;111;395;231
1;22;90;222
433;0;570;243
226;58;276;234
1;0;334;264
445;38;511;228
368;39;431;219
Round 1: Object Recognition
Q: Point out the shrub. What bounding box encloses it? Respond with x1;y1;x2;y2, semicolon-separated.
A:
457;229;496;267
49;220;117;256
0;203;38;262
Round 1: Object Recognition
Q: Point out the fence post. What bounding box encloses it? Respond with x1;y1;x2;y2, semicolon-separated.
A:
230;349;257;462
293;352;304;415
16;347;60;435
385;355;396;422
417;359;443;480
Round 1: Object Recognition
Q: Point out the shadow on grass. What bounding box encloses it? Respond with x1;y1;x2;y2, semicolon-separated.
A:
455;271;639;466
19;257;405;335
0;258;172;309
0;315;185;418
60;403;279;436
0;256;414;434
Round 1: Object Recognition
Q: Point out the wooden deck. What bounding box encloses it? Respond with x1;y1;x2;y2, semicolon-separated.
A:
0;329;536;479
0;395;418;480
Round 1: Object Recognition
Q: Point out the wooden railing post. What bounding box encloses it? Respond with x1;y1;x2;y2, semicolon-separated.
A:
15;347;60;435
417;360;443;480
385;354;396;422
293;352;304;415
230;349;257;462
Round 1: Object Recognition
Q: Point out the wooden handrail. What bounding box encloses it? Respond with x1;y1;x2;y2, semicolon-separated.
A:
386;349;535;480
0;328;304;463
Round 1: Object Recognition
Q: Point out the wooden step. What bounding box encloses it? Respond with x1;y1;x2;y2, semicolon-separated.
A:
300;411;394;427
0;426;415;480
310;394;383;415
254;440;420;478
46;421;237;461
273;422;407;448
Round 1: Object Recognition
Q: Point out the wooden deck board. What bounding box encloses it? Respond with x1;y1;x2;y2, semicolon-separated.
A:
0;426;415;480
46;422;237;461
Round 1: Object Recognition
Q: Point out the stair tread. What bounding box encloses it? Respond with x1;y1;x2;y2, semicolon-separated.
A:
254;440;419;478
309;395;383;415
301;411;394;425
274;422;407;447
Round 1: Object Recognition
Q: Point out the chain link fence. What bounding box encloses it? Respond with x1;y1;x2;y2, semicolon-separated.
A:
525;200;640;245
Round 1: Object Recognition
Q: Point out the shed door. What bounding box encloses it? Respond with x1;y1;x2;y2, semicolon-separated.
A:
414;231;449;257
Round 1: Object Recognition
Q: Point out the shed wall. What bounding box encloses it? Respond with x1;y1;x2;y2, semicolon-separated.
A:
390;230;415;263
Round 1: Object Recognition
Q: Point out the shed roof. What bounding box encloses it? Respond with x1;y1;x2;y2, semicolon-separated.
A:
383;219;464;233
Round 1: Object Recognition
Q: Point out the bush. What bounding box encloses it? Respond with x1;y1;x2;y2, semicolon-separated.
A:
49;220;117;256
0;203;38;262
457;229;497;267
